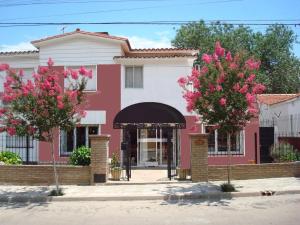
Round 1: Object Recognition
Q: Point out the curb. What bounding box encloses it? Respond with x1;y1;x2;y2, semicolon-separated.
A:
1;189;300;203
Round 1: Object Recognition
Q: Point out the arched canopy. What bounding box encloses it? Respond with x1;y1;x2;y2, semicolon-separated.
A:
113;102;186;129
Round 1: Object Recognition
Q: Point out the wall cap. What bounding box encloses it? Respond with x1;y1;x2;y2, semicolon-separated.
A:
189;133;209;137
89;134;111;140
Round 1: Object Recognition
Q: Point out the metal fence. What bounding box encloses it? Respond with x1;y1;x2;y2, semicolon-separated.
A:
0;133;38;164
260;114;300;163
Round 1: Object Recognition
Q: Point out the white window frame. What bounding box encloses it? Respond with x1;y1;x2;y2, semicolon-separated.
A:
59;125;100;156
125;65;143;89
64;65;98;92
205;126;245;155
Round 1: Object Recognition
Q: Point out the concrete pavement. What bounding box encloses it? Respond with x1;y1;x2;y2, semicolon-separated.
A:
0;177;299;202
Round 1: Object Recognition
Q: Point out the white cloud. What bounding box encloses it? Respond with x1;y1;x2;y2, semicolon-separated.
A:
122;33;172;49
0;42;37;52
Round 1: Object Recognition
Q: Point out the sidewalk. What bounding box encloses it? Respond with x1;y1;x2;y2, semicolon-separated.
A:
0;177;300;203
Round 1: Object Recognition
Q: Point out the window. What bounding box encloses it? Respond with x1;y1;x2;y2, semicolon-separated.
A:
60;126;99;155
205;126;244;154
65;65;97;91
125;66;143;88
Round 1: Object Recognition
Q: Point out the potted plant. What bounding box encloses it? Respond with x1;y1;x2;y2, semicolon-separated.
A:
110;153;122;181
177;167;188;180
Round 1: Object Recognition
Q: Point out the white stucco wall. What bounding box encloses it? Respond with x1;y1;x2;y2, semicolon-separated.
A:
38;36;123;66
259;97;300;134
119;58;194;116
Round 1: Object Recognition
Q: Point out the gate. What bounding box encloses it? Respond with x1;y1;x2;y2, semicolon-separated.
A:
0;133;37;164
259;127;274;163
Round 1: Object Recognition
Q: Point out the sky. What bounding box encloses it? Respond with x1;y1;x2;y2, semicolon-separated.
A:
0;0;299;57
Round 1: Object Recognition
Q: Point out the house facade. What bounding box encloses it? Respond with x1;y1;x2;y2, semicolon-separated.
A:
0;29;260;167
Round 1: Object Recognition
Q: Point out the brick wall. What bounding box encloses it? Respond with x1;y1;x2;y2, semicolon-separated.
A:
0;165;90;185
208;162;300;181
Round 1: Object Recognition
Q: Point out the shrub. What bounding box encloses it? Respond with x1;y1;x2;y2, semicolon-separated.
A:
110;153;121;170
69;146;91;166
49;188;64;196
0;151;22;165
270;142;300;162
220;183;236;192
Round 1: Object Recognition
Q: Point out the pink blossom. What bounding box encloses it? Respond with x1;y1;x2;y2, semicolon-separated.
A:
209;84;215;93
239;84;249;94
200;66;208;75
229;62;238;70
58;102;64;109
216;85;222;91
38;66;48;74
225;51;232;62
252;83;266;94
219;98;226;106
238;73;244;79
0;108;6;116
215;41;225;57
56;95;63;102
217;73;225;84
70;70;79;80
246;74;256;83
87;69;93;79
47;58;54;67
7;127;16;136
212;53;218;61
63;70;69;78
246;93;255;105
233;83;240;92
202;54;212;64
177;77;188;87
245;58;260;70
19;69;24;77
0;64;9;71
78;66;88;76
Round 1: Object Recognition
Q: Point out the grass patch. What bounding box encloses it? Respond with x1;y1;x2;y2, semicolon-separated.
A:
49;188;64;196
220;183;236;192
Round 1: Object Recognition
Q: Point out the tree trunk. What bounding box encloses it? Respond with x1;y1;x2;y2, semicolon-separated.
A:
227;132;232;184
50;130;59;193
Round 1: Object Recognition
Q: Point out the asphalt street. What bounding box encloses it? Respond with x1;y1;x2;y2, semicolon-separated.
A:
0;194;299;225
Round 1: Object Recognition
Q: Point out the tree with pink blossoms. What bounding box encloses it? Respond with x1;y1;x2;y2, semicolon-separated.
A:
0;59;92;194
178;42;266;185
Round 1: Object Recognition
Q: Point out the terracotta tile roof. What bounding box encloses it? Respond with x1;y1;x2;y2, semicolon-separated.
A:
32;29;129;43
257;94;300;105
131;48;199;52
0;50;39;56
114;54;196;59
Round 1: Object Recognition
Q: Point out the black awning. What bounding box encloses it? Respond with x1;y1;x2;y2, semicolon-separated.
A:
113;102;186;129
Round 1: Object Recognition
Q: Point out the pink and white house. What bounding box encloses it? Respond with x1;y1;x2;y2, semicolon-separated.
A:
0;29;260;168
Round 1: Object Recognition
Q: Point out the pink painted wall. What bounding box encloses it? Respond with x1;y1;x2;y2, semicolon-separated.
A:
87;64;121;157
180;115;200;169
208;118;260;165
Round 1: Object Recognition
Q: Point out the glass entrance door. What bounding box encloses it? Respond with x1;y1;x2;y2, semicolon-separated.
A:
138;129;159;167
137;128;179;167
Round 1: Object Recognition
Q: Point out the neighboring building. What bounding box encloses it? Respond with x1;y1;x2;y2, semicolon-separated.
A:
0;29;260;167
257;94;300;162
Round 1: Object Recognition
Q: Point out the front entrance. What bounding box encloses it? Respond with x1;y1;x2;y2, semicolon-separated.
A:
113;102;186;180
125;128;179;167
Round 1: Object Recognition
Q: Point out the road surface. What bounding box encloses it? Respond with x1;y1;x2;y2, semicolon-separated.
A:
0;194;299;225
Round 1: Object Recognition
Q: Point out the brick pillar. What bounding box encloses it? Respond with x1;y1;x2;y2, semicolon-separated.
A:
89;135;110;185
189;133;208;182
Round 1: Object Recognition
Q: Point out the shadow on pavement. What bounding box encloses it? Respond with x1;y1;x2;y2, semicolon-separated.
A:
0;186;50;209
156;182;233;206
